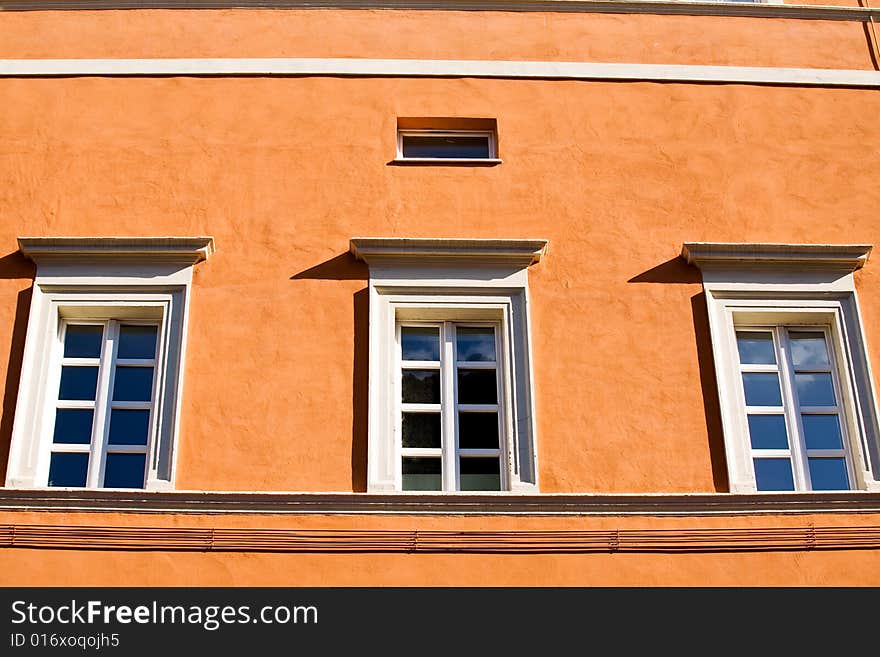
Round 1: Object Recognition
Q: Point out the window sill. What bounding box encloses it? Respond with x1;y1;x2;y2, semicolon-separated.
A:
390;157;503;166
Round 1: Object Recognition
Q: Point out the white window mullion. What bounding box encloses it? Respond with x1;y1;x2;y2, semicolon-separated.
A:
89;320;118;488
441;322;457;492
777;327;810;490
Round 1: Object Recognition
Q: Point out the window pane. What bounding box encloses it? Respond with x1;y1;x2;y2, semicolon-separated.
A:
742;373;782;406
401;327;440;361
58;366;99;400
52;409;94;444
802;414;843;450
48;452;89;487
795;373;836;407
117;325;158;359
456;328;496;362
402;370;440;404
402;457;442;491
457;370;498;404
808;458;850;491
747;415;788;450
459;412;499;449
64;324;103;359
104;453;146;489
460;457;501;491
112;367;154;402
736;331;776;365
108;409;151;446
753;458;795;491
402;413;441;449
789;331;830;368
402;135;490;159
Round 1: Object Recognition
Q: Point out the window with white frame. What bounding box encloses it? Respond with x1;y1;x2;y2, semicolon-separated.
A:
350;237;547;493
682;242;880;493
395;118;500;163
6;236;213;491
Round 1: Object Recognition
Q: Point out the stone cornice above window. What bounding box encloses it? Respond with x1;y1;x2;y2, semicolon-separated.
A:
681;242;872;272
18;236;215;265
349;238;548;267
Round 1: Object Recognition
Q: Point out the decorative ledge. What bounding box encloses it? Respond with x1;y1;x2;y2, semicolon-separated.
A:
681;242;872;272
350;238;548;266
18;236;215;265
1;490;880;517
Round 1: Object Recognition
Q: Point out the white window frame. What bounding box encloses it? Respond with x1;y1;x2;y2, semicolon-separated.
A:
395;129;501;164
682;242;880;493
6;237;213;491
350;237;547;493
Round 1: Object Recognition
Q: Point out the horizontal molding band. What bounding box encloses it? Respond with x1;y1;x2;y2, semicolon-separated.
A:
3;523;880;553
3;490;880;516
1;1;879;23
2;58;880;87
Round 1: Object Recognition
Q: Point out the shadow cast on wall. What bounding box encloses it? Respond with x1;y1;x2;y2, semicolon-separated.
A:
629;257;729;492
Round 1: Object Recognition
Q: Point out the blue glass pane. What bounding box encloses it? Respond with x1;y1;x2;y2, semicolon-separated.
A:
63;324;103;359
789;331;830;367
742;373;782;407
402;413;441;449
736;331;776;365
754;458;795;491
747;415;788;450
459;412;499;449
402;370;440;404
808;458;849;491
802;414;843;450
402;136;490;159
58;366;99;400
103;453;146;489
459;457;501;491
117;325;158;359
795;373;836;406
401;327;440;361
108;409;151;446
52;409;94;444
457;370;497;404
456;328;496;362
112;367;154;402
402;457;442;491
48;452;89;487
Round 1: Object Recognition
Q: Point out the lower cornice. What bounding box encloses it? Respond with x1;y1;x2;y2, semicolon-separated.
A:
2;490;880;516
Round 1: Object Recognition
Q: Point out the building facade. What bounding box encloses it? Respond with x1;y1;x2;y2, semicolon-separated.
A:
1;0;880;585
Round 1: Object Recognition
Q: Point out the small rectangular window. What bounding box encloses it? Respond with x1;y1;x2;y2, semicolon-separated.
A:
395;119;499;163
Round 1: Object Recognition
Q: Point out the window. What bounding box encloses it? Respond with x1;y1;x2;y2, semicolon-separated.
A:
350;237;547;493
682;242;880;493
395;118;500;163
399;322;505;491
6;236;213;491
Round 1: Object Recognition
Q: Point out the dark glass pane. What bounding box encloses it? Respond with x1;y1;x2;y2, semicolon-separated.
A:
112;367;154;402
103;453;146;489
736;331;776;365
117;325;158;359
747;415;788;450
460;457;501;491
456;328;496;362
58;366;99;400
457;370;497;404
52;409;94;445
753;458;795;491
402;135;490;159
108;409;151;446
401;327;440;361
802;414;843;450
795;373;836;406
48;452;88;487
742;373;782;407
402;457;442;491
808;458;850;491
459;412;499;449
64;324;103;358
789;331;830;368
402;413;441;449
402;370;440;404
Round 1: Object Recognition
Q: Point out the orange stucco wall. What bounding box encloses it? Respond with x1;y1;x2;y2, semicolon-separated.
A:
1;7;880;585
